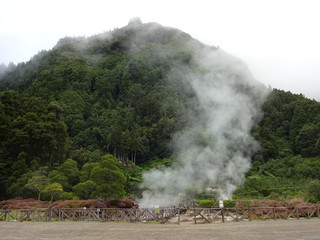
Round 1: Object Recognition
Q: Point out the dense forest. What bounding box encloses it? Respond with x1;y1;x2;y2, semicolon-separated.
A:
0;20;319;202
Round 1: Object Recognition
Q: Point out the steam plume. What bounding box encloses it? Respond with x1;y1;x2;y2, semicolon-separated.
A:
139;44;269;208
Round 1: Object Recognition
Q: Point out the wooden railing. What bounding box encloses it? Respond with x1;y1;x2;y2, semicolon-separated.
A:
0;206;319;223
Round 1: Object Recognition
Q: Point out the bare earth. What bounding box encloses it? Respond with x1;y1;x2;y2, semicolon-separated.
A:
1;219;320;240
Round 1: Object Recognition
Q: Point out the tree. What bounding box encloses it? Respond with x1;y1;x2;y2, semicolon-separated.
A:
79;162;98;182
70;148;93;167
48;170;69;190
307;180;320;203
59;192;75;200
25;175;49;200
0;90;68;174
294;123;319;157
11;152;28;178
93;182;126;200
43;182;63;201
73;180;97;199
7;172;34;198
90;155;126;199
57;159;79;186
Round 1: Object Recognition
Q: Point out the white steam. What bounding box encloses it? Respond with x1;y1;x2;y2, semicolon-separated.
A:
139;44;269;208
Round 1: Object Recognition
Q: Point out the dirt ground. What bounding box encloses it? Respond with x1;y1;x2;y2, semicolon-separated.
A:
0;219;319;240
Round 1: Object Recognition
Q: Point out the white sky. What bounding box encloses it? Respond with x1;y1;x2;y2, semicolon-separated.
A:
0;0;319;100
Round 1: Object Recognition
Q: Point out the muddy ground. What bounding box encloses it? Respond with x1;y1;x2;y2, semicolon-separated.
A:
0;219;319;240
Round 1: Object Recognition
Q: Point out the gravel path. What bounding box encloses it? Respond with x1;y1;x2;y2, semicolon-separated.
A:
1;219;320;240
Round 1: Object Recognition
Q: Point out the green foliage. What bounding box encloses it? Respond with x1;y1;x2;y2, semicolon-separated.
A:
90;155;126;199
234;175;310;200
48;170;69;190
0;91;68;198
307;180;320;203
92;182;126;200
7;172;34;198
57;159;79;186
195;199;236;208
70;148;102;167
248;90;320;200
141;158;172;170
0;22;319;202
72;180;97;199
25;175;50;200
195;199;214;208
43;182;63;201
59;192;75;200
251;156;320;179
223;200;236;208
0;23;194;168
11;152;28;178
253;89;320;161
79;162;98;182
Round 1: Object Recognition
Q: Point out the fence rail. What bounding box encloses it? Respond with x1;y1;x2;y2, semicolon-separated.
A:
0;206;319;224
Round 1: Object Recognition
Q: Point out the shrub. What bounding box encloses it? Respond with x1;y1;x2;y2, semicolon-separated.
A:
223;200;236;208
195;199;236;208
307;180;320;203
59;192;74;200
195;200;214;208
267;191;281;200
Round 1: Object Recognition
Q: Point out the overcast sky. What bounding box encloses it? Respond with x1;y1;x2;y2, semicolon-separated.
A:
0;0;319;100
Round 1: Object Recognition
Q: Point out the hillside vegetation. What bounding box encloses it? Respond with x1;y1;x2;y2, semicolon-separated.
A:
0;21;319;202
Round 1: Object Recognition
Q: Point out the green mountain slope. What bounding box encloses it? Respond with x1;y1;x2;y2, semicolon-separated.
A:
0;21;319;201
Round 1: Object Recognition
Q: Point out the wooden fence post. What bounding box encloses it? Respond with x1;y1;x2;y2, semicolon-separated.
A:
248;207;252;221
32;209;35;222
193;208;197;224
221;208;225;223
178;208;180;224
235;207;239;222
102;209;105;222
116;208;119;222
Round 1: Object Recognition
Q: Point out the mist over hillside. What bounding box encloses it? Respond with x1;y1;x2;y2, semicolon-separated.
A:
0;20;319;204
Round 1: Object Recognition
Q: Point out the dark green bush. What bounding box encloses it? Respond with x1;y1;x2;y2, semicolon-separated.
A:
195;200;214;208
59;192;74;200
223;200;236;208
195;199;236;208
307;180;320;203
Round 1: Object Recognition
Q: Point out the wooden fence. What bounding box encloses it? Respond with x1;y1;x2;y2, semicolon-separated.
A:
0;206;319;223
190;206;320;224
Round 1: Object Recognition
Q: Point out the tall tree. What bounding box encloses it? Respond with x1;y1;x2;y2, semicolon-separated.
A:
90;155;126;199
25;175;49;200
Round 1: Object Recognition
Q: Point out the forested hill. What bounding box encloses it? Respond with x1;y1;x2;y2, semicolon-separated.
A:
0;20;319;201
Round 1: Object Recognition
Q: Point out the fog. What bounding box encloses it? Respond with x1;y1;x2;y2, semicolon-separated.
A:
138;40;269;207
